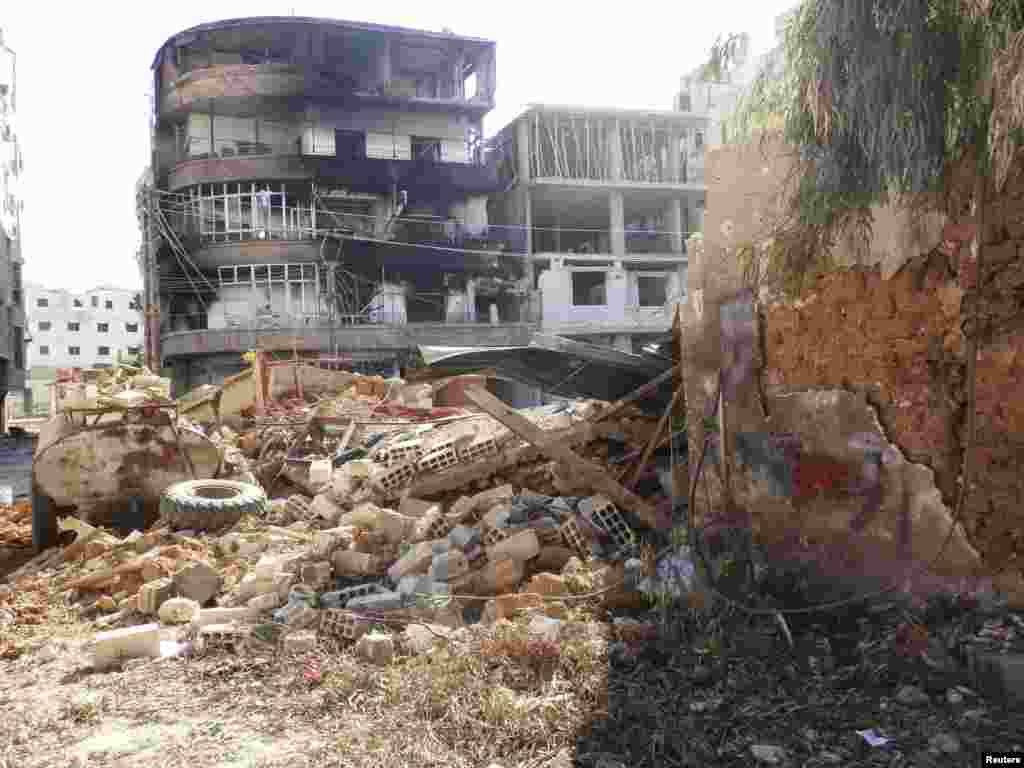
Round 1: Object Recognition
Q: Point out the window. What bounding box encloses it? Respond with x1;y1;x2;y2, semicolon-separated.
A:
36;297;48;308
97;346;111;356
412;136;442;163
68;346;81;357
68;322;80;332
105;300;113;310
571;272;607;306
637;275;668;307
73;298;83;308
695;130;704;150
127;345;141;355
38;345;49;356
38;321;52;331
97;323;109;333
126;322;139;333
91;296;98;308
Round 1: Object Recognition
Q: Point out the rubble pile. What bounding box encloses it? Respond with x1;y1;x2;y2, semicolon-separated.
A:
0;499;32;550
3;364;693;668
53;365;172;411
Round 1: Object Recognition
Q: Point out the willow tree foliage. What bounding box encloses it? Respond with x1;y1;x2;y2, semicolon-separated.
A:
725;0;1024;232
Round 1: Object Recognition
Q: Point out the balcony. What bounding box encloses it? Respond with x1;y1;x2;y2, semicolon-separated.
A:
160;63;322;120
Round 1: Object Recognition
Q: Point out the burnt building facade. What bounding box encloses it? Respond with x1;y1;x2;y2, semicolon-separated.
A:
143;16;529;393
0;28;25;429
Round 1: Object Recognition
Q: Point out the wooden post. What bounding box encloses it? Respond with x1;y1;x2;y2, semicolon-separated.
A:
464;386;659;528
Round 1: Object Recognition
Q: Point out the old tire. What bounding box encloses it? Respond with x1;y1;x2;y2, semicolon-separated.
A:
159;479;267;531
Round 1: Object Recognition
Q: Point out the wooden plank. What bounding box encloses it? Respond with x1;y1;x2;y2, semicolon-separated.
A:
464;386;659;528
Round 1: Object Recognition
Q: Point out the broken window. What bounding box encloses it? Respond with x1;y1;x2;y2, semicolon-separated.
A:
105;300;113;310
38;345;49;356
97;323;109;333
35;297;47;308
91;296;98;308
126;323;139;333
412;137;442;163
97;346;111;357
636;275;667;307
73;299;82;308
571;271;607;306
67;322;80;332
38;321;51;331
335;130;366;160
68;346;80;357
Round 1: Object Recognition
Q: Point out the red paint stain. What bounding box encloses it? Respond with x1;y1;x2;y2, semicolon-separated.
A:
793;456;852;504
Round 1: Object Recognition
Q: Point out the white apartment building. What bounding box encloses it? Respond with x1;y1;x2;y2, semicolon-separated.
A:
25;283;144;370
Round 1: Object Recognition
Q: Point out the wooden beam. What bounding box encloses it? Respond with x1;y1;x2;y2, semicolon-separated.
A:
464;386;659;528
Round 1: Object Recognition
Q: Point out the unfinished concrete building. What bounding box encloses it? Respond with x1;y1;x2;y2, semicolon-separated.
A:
143;16;521;393
488;105;708;352
0;28;25;431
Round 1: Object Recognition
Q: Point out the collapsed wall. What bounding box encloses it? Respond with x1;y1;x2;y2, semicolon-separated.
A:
685;134;1024;606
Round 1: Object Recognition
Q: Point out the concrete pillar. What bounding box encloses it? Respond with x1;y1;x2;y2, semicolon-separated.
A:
466;279;477;322
378;38;393;87
667;199;684;254
373;197;390;237
668;131;682;183
609;190;625;256
515;118;531;182
608;120;623;181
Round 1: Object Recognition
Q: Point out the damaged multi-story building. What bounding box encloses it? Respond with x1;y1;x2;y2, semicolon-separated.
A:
487;105;708;352
0;28;25;431
142;16;513;393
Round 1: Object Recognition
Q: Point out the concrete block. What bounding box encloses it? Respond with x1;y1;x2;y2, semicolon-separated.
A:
355;631;395;665
399;497;441;518
347;591;404;613
138;577;174;616
309;459;333;486
278;603;320;630
94;623;161;665
449;495;477;523
321;582;386;610
430;550;470;582
403;623;452;654
487;529;540;563
248;592;283;614
199;623;248;655
173;560;222;605
254;552;303;580
193;607;254;627
159;597;201;625
332;548;384;576
283;630;318;655
376;508;416;545
472;557;525;596
320;609;369;642
301;561;333;590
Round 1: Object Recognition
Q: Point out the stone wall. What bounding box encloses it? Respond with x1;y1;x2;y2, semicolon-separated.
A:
686;134;1024;606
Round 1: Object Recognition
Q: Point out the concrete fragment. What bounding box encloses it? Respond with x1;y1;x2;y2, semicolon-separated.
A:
448;525;481;551
355;632;394;665
403;623;452;654
283;630;318;655
481;503;511;530
96;595;117;612
534;547;575;573
471;484;515;512
347;591;404;613
309;459;333;486
218;532;267;557
138;577;174;615
273;572;297;601
430;550;470;582
487;529;540;563
300;561;333;590
193;607;253;627
375;508;416;544
237;573;276;601
173;560;222;605
310;493;345;523
332;548;384;576
94;623;161;666
398;497;440;518
280;603;320;629
527;572;567;597
493;592;544;622
528;615;562;642
312;527;352;559
388;539;443;581
248;592;283;613
159;597;201;625
968;649;1024;706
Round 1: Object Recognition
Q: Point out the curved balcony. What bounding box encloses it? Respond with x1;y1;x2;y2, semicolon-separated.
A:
160;63;319;120
168;153;312;190
188;240;322;269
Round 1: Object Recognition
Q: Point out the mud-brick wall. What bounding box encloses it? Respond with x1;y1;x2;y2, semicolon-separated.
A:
689;133;1024;604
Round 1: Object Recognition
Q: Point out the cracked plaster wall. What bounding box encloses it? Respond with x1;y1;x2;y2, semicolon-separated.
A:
687;135;1024;606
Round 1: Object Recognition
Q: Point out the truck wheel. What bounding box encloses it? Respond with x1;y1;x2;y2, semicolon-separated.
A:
159;479;268;531
32;483;58;553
